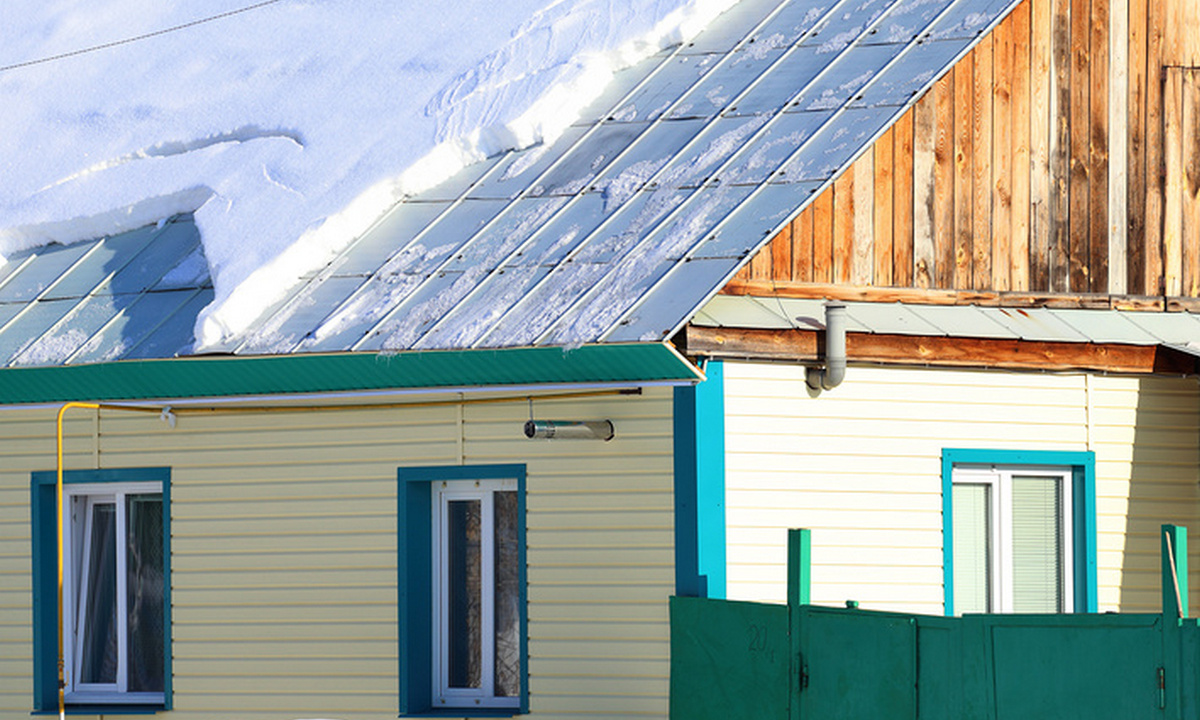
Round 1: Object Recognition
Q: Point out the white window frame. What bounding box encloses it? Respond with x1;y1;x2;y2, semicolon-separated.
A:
952;465;1074;613
61;481;164;705
430;477;520;710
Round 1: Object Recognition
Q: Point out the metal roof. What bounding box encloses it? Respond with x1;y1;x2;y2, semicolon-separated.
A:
0;216;210;368
0;0;1020;369
694;295;1200;346
218;0;1021;356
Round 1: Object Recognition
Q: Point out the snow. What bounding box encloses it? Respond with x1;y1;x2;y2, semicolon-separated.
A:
0;0;736;352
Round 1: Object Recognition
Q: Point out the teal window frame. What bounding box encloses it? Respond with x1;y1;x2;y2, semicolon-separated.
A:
398;464;528;717
942;449;1097;616
30;467;172;715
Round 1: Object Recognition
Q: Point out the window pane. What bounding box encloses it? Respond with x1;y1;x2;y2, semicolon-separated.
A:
126;494;164;692
80;503;118;685
493;491;519;697
447;499;482;689
1011;475;1063;612
952;483;991;614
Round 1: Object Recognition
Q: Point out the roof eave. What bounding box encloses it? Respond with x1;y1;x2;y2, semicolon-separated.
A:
0;343;702;406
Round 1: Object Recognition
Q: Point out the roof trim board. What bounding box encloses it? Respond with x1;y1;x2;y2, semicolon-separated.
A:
0;343;700;406
681;324;1200;375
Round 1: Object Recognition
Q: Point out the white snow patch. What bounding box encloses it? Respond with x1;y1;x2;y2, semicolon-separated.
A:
1;0;737;353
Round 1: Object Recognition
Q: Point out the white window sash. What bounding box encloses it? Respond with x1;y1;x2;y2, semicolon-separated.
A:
431;477;519;709
952;465;1073;614
61;481;162;703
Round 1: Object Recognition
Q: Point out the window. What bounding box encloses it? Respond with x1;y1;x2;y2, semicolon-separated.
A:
31;468;171;713
952;466;1073;613
399;465;527;716
942;450;1096;617
432;479;520;709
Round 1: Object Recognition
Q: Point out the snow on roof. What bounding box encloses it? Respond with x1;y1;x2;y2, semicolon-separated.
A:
0;0;734;347
0;0;1022;366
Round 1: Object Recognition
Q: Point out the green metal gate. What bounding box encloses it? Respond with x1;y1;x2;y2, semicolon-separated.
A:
670;526;1200;720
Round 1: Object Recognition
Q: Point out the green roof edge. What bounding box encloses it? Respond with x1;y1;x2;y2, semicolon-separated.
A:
0;343;702;405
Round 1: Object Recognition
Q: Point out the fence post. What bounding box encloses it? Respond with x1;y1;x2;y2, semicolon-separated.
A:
787;529;810;720
788;528;811;607
1163;524;1189;619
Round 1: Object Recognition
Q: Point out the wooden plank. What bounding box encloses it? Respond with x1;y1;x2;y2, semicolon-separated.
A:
771;221;793;282
717;278;1164;310
934;72;957;288
874;128;896;286
1030;0;1054;291
1010;0;1033;292
1069;0;1092;291
894;112;916;287
954;60;976;289
792;206;814;283
833;170;856;284
852;153;875;285
1088;0;1110;292
914;94;937;289
750;232;774;279
1163;66;1184;296
1184;70;1200;297
684;325;1199;375
974;33;996;290
1144;0;1166;295
994;20;1015;291
812;188;834;284
1126;0;1148;293
1050;0;1072;292
1108;0;1129;294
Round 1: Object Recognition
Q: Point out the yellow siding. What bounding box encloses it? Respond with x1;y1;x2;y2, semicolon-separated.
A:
724;362;1200;616
0;389;674;720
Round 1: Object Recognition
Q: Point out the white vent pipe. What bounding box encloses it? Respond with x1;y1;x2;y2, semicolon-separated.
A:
805;302;847;392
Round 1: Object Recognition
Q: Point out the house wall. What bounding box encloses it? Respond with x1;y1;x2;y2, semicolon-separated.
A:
0;389;675;720
723;361;1200;616
730;0;1200;301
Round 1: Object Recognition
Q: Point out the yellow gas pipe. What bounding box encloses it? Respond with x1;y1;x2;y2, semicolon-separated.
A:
55;402;99;720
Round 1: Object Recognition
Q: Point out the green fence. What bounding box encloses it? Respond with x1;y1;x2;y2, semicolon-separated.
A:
671;526;1200;720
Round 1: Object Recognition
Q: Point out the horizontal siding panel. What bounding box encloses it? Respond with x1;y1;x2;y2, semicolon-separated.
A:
724;362;1200;616
174;621;395;642
0;388;675;720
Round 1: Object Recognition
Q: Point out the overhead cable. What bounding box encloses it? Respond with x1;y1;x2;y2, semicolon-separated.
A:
0;0;284;74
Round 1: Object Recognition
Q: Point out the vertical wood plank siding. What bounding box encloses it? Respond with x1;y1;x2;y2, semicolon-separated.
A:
722;362;1200;616
0;390;674;720
732;0;1200;303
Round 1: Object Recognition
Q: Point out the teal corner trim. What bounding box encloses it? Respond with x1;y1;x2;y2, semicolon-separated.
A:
941;449;1097;615
30;467;172;713
673;359;725;598
0;343;701;405
1162;524;1189;619
398;464;528;716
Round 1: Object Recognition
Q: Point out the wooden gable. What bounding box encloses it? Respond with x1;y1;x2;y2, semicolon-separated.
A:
727;0;1200;309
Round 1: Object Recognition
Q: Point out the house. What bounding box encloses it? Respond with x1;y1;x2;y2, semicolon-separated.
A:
0;0;1197;719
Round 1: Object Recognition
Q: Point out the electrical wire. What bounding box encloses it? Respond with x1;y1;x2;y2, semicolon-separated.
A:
0;0;284;74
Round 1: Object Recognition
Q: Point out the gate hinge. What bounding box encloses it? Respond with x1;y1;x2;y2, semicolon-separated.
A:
1158;666;1166;709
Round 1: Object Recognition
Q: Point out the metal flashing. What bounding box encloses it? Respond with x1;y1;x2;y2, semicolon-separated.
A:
0;343;701;406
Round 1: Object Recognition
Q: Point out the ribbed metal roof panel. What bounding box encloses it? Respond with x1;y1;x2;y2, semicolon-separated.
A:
696;296;1200;347
0;216;210;368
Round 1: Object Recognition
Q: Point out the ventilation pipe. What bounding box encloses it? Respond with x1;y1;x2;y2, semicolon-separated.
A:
805;302;847;392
